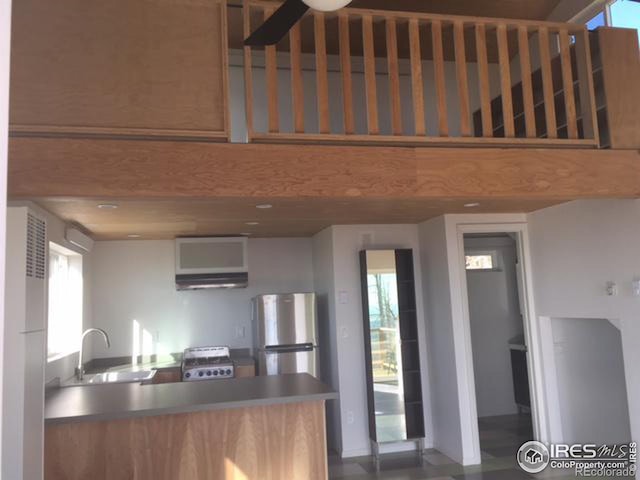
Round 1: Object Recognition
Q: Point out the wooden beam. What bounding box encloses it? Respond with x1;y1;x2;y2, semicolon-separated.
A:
9;138;640;200
574;28;598;142
243;1;254;138
362;15;379;135
518;25;536;138
408;19;425;136
338;14;355;135
597;27;640;149
558;29;578;139
538;26;557;139
453;21;470;137
289;22;304;134
264;7;279;133
386;17;402;135
474;23;492;137
314;12;330;134
497;23;514;138
431;20;448;136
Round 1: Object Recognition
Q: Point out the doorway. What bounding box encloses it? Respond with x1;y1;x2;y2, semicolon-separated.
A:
463;233;533;460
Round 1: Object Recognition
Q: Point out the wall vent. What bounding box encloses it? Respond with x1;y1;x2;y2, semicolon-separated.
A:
26;213;46;279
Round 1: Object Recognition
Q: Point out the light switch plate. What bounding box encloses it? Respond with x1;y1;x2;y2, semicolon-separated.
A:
339;290;349;304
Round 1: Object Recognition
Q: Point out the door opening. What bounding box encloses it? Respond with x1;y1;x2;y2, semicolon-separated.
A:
463;233;533;460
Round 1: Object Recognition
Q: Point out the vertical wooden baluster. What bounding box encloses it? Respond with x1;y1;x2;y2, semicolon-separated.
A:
475;23;492;137
289;22;304;133
386;17;402;135
220;0;231;140
242;1;254;138
409;19;426;136
264;7;279;133
314;12;330;134
574;27;599;143
454;20;471;136
559;29;578;139
431;19;448;136
518;25;536;138
497;23;514;137
339;14;355;135
362;15;379;135
538;26;557;139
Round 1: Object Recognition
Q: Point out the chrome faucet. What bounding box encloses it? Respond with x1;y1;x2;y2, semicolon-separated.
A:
75;328;111;381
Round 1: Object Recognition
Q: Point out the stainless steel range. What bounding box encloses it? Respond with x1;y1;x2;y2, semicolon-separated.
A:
181;346;235;382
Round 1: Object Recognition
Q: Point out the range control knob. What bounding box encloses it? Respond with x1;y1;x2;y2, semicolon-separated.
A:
185;372;191;378
213;370;219;376
198;371;204;377
206;370;212;376
226;369;232;376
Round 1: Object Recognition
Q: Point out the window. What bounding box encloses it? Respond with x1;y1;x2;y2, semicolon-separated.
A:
47;243;83;361
609;0;640;42
584;1;640;42
465;251;499;271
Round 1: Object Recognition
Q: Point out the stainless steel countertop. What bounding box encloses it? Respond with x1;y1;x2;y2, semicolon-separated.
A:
45;373;337;425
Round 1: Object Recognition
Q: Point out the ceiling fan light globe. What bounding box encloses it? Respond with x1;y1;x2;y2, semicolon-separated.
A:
301;0;352;12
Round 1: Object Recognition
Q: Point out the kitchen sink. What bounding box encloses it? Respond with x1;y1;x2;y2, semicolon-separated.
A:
62;370;157;387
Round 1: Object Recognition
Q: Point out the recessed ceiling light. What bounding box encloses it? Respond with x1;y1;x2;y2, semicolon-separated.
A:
245;221;260;226
127;234;141;238
256;204;272;209
97;203;119;209
464;202;480;208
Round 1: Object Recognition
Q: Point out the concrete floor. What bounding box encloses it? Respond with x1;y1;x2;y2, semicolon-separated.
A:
328;414;622;479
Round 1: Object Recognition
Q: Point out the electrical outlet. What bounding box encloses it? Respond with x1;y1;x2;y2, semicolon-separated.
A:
235;326;246;339
339;290;349;304
346;410;355;424
340;326;349;339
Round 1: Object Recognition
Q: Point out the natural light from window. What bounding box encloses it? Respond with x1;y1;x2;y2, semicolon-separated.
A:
465;254;494;270
47;242;83;361
610;0;640;42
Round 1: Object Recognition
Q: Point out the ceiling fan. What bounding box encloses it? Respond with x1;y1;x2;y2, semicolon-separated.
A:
244;0;353;46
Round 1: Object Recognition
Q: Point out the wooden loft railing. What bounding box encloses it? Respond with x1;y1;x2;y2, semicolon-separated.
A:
241;1;599;148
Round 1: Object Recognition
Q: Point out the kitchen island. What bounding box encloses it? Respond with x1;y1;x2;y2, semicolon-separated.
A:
45;373;337;480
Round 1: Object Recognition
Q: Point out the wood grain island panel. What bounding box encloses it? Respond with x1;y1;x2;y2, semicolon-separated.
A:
45;400;328;480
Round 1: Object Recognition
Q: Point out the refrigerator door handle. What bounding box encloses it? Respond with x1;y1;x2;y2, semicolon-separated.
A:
264;343;315;354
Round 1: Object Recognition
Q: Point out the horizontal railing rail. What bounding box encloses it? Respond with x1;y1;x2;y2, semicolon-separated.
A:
242;0;599;147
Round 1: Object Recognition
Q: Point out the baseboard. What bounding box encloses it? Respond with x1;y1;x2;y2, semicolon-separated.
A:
340;447;371;458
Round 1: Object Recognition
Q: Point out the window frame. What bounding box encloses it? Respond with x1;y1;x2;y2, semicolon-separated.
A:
464;250;501;272
47;242;84;362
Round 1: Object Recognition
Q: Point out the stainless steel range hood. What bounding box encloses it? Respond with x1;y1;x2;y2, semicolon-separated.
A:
175;237;248;290
175;272;248;290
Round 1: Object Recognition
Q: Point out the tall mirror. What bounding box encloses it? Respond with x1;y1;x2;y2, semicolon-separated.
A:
360;249;424;446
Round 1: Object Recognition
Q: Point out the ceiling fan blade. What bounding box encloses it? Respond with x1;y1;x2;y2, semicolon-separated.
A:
244;0;310;46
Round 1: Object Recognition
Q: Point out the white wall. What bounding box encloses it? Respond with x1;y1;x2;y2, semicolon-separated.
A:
331;225;431;457
0;0;10;467
528;200;639;444
552;317;630;445
311;225;432;458
89;238;314;358
418;216;463;462
312;227;341;453
465;236;523;418
229;51;502;142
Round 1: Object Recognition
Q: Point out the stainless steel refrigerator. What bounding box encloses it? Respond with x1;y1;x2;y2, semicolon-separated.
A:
252;293;319;378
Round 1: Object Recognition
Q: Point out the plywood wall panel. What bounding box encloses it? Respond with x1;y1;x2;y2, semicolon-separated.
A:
10;0;229;138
